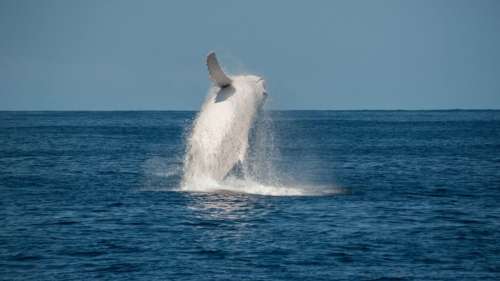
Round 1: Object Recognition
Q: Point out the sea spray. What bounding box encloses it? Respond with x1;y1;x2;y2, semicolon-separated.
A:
181;101;322;196
180;52;335;196
242;110;280;185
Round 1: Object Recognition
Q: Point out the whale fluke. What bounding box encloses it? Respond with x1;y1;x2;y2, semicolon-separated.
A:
207;52;232;88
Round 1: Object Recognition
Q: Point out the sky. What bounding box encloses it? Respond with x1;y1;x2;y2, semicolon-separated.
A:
1;0;499;110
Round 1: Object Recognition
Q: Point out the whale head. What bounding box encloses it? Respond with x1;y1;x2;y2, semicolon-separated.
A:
207;52;267;106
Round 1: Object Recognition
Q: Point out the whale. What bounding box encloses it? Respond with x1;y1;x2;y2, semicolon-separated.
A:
182;52;268;184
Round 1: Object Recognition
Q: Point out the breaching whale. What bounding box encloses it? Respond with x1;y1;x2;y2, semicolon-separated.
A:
182;52;267;184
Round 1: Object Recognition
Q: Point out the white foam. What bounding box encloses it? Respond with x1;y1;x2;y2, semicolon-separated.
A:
180;177;333;196
179;63;337;197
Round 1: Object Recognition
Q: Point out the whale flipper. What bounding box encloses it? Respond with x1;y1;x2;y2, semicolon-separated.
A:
207;52;232;88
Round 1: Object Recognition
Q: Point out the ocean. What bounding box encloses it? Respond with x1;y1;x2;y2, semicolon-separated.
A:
1;110;499;280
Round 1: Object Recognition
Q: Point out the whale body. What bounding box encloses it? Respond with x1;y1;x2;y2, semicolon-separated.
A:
183;52;267;184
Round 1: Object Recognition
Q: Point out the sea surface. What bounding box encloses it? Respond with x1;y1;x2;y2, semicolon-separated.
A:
1;110;499;280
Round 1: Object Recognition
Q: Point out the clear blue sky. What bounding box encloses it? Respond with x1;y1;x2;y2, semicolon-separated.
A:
1;0;499;110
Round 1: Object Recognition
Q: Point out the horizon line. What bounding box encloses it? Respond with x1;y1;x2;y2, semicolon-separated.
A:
1;108;500;112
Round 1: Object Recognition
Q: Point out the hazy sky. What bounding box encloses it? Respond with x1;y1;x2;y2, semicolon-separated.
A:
1;0;499;110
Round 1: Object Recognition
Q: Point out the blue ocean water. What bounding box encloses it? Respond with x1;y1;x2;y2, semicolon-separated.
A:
1;110;499;280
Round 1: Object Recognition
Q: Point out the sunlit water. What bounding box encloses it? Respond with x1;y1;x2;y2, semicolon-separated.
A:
1;110;499;280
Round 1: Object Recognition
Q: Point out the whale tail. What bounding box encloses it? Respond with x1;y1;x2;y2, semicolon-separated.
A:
207;52;232;88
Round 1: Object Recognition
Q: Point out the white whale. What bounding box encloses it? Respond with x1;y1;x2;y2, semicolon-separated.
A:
182;52;267;184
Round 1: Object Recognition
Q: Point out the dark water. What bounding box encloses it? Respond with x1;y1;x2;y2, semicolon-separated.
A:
1;110;499;280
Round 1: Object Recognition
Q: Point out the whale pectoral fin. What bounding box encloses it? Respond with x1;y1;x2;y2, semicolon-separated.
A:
207;52;232;88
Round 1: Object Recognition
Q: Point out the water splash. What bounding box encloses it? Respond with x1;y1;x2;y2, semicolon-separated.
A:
181;100;336;196
179;53;338;196
182;175;337;196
